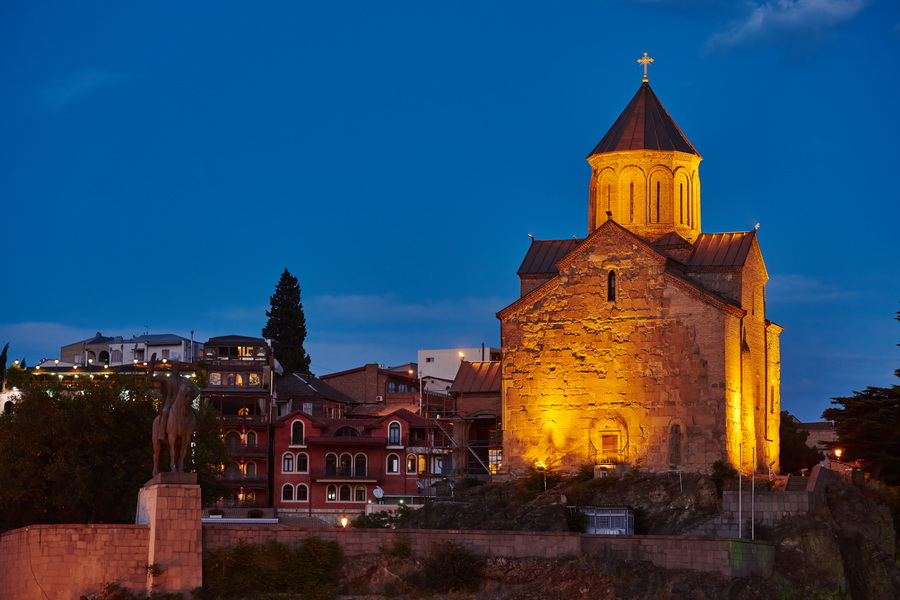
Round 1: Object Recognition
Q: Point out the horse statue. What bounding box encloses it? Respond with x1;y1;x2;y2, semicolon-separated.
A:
150;354;199;475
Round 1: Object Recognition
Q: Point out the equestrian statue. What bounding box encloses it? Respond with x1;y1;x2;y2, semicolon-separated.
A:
150;353;199;475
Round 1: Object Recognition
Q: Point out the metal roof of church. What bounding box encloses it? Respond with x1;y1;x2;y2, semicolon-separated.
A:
589;82;699;157
517;238;582;275
517;230;756;275
687;232;756;266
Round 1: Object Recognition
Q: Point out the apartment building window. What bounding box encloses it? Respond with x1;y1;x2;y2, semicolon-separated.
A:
297;453;308;473
282;453;294;473
387;454;400;474
389;422;401;445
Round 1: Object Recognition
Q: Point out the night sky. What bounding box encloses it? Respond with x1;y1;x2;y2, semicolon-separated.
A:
2;1;898;422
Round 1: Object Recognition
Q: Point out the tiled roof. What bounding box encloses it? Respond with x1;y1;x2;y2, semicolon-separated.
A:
451;361;501;394
133;333;188;345
687;232;755;267
517;239;582;275
206;335;266;345
275;373;358;404
589;82;699;157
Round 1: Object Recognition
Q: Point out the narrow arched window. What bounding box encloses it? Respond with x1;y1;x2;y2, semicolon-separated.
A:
291;421;304;446
282;453;294;473
668;424;682;466
339;485;351;501
339;453;352;476
326;485;336;501
655;181;661;223
355;485;366;502
679;184;684;224
282;484;294;502
355;454;367;477
389;422;401;445
297;484;308;501
629;182;634;222
607;270;616;302
407;454;417;473
246;431;257;446
297;453;308;473
325;453;337;476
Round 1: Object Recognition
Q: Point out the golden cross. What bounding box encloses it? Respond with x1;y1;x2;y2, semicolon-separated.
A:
637;52;654;82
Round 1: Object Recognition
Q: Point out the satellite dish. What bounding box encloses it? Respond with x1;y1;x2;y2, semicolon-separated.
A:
416;481;424;489
373;486;384;499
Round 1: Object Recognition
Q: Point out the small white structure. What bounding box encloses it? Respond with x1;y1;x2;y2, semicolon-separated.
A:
578;506;634;535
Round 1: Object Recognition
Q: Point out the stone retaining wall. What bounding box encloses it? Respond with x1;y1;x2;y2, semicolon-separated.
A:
204;524;772;578
0;524;149;600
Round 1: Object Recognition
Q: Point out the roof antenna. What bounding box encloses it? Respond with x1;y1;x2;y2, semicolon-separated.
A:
754;223;761;230
527;234;534;240
638;52;654;83
606;211;613;220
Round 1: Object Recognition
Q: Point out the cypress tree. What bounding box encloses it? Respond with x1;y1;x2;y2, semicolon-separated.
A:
262;269;312;375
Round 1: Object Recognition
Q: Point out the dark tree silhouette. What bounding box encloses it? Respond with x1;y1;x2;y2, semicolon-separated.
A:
262;269;312;375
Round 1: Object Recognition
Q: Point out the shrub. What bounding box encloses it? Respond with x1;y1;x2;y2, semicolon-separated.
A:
390;535;413;558
416;541;483;593
572;463;595;483
711;460;738;497
200;537;342;599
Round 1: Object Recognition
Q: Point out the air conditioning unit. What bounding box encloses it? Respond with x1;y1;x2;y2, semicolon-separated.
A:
375;396;384;403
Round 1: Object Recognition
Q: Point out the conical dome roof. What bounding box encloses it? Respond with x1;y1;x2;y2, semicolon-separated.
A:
588;82;699;157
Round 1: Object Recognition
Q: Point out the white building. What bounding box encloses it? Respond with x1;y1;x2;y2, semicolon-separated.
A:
416;346;500;383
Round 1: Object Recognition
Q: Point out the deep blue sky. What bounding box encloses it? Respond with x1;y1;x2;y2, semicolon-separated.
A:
2;1;898;421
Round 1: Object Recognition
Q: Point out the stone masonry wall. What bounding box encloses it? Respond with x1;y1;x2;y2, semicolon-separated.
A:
203;524;772;578
0;524;148;600
501;226;731;475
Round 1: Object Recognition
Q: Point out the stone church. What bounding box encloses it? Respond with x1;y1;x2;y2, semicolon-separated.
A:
498;68;781;477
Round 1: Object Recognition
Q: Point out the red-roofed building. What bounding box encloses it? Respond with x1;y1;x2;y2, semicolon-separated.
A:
499;74;781;477
272;408;442;524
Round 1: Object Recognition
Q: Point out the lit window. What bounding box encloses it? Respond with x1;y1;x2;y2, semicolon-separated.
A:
326;485;336;501
387;454;399;474
407;454;416;473
340;453;352;476
355;485;366;502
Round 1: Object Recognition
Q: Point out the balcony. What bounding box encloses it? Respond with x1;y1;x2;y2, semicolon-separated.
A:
313;467;382;483
226;443;267;459
220;415;267;426
220;474;268;486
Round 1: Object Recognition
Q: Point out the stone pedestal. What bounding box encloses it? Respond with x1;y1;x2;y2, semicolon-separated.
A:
136;473;202;595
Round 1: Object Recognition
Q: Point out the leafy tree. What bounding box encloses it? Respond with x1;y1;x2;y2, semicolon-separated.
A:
823;381;900;484
822;309;900;484
0;377;230;531
262;268;312;374
779;411;824;474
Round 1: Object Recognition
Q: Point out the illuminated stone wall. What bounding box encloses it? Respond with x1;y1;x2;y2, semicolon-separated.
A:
499;221;780;476
587;149;701;243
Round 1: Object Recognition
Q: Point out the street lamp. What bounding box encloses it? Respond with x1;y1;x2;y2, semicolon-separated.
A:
835;449;842;461
340;516;348;528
